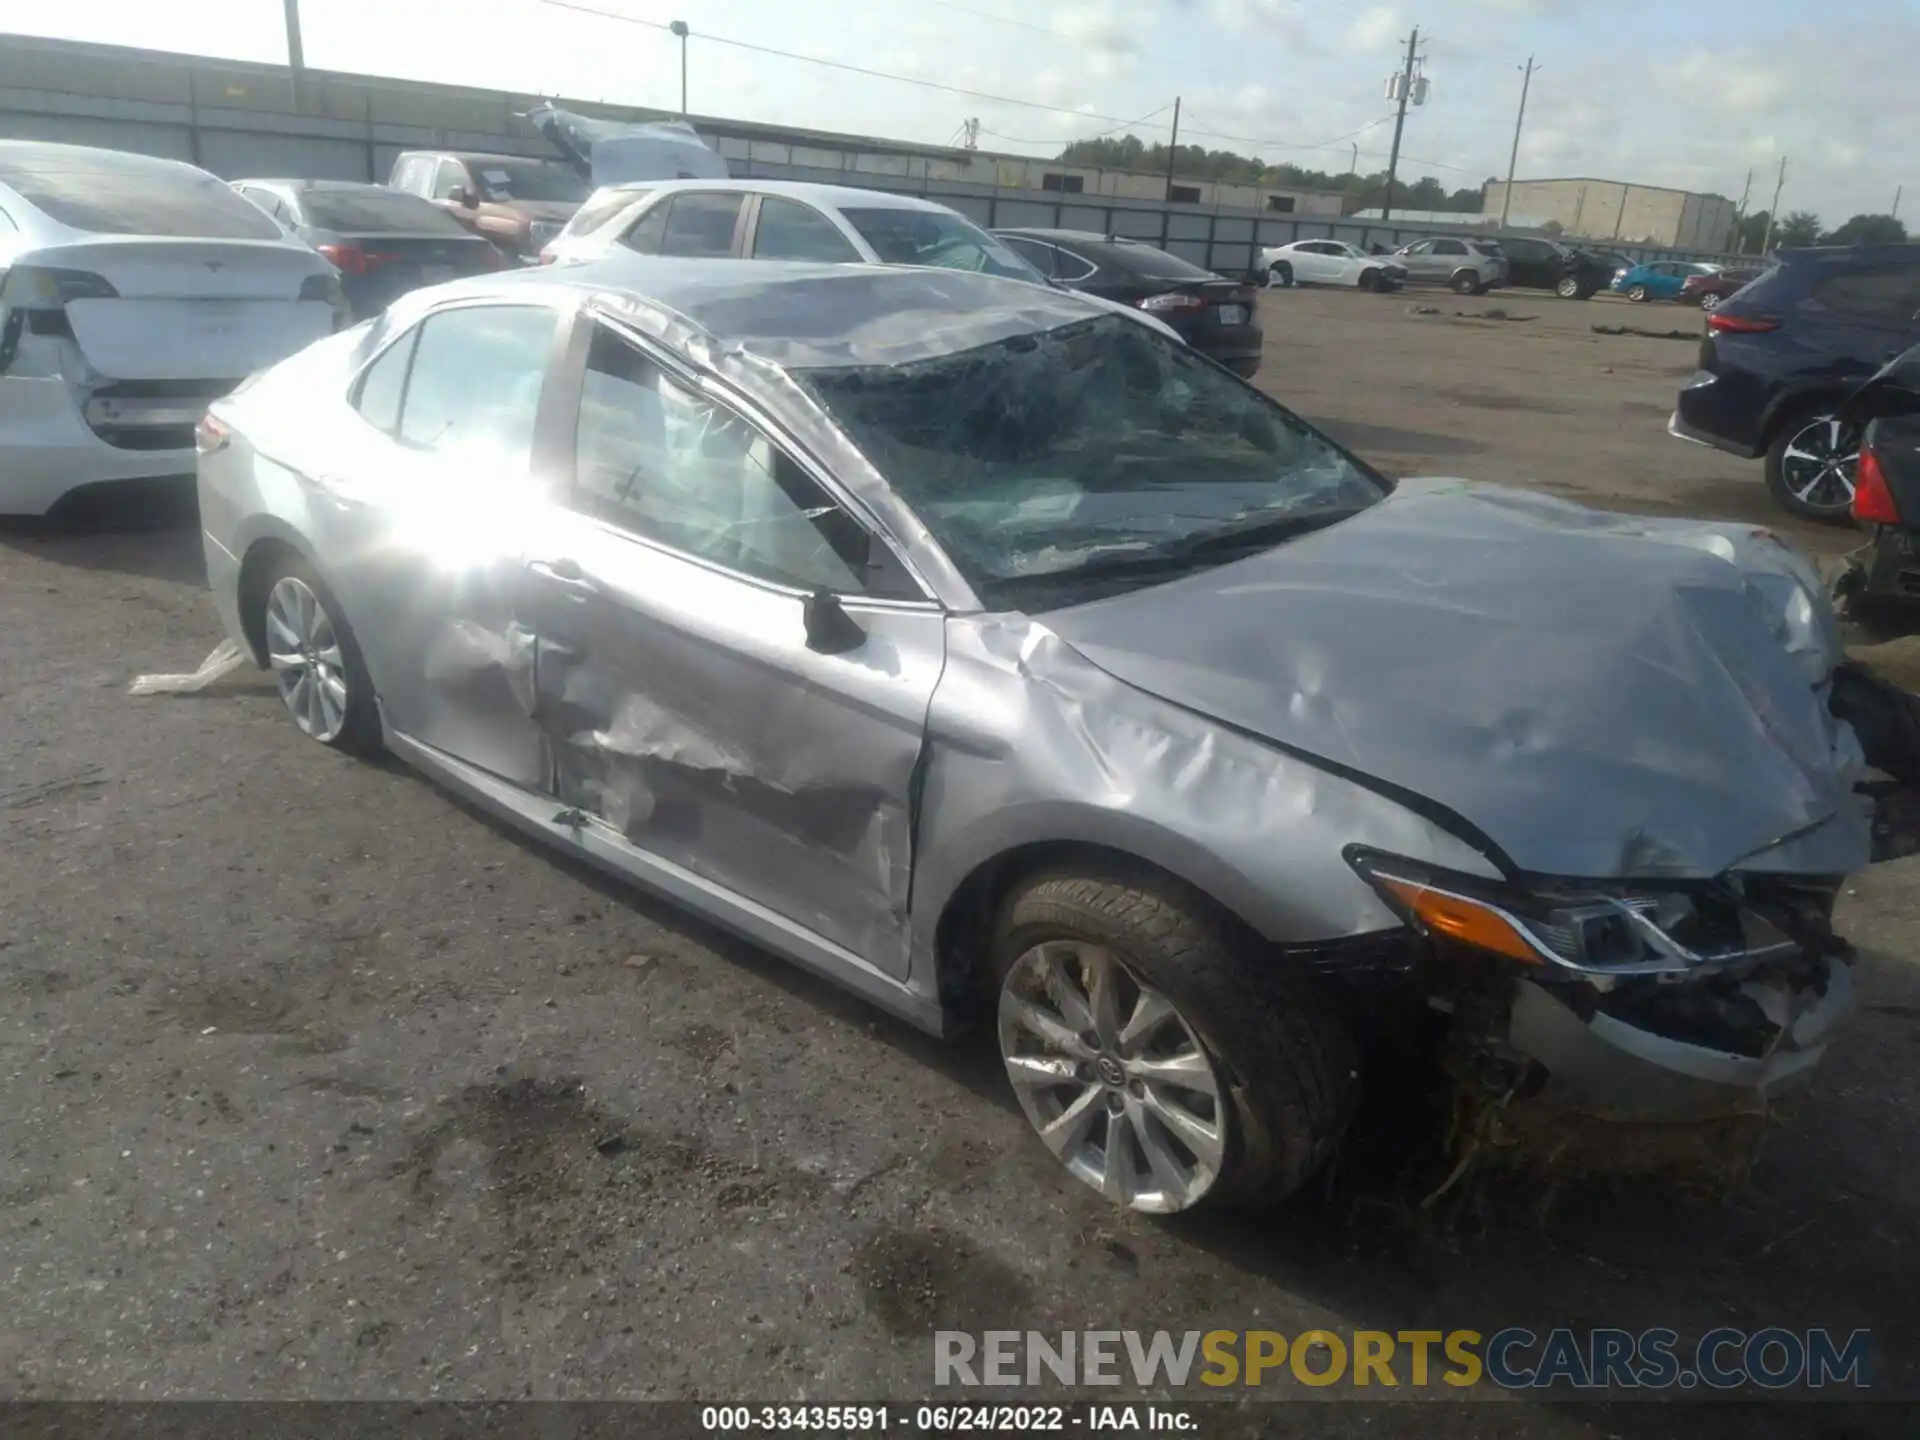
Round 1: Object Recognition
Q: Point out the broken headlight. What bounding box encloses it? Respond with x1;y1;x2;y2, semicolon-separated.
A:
1344;847;1801;978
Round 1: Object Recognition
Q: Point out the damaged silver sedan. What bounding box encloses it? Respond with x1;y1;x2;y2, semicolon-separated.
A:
196;257;1915;1213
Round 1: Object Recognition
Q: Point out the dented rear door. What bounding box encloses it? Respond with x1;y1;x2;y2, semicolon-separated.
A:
524;321;945;975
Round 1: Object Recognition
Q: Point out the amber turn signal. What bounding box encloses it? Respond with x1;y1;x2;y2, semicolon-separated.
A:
1375;876;1543;964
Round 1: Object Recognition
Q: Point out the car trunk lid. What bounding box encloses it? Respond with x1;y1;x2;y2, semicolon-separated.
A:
33;239;333;380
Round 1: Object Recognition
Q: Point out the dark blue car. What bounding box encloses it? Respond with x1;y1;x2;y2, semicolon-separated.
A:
230;180;506;320
1669;244;1920;521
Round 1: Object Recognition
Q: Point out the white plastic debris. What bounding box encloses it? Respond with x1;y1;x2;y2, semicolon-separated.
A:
129;640;248;696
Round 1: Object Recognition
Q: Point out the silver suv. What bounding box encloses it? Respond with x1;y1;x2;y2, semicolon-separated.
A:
1393;235;1509;295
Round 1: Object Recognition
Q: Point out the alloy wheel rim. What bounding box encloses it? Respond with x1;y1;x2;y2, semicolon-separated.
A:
1557;277;1578;297
265;576;350;742
1780;416;1862;513
998;941;1225;1213
1699;292;1722;311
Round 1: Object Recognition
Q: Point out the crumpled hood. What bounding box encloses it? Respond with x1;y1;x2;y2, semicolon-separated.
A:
1041;479;1871;879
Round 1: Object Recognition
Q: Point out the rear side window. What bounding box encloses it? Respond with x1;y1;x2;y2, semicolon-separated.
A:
353;330;418;433
751;197;861;263
301;190;469;234
396;305;557;467
997;236;1056;277
1813;266;1920;324
659;192;744;257
0;155;282;239
622;199;671;255
571;187;650;237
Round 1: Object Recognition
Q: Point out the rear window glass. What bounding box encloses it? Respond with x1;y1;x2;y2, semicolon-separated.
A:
465;161;590;204
0;155;282;239
1078;241;1216;281
301;190;470;234
1814;266;1920;323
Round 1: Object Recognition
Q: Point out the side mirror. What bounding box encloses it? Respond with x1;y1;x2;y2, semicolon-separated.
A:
803;589;866;655
450;185;476;208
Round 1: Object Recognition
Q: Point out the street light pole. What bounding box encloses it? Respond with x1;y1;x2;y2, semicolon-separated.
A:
1498;55;1536;229
669;19;689;116
1759;155;1787;255
282;0;306;110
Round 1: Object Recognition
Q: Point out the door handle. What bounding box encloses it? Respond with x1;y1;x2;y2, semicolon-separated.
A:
529;558;599;598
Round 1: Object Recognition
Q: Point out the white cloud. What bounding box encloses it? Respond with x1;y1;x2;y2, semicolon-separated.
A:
1053;5;1142;55
1345;7;1401;51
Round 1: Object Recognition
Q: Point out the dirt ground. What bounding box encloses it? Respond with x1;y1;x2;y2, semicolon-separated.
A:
1;286;1915;1434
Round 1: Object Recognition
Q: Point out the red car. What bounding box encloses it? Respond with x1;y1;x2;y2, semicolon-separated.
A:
1680;267;1762;311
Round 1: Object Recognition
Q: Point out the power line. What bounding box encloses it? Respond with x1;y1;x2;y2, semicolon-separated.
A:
539;0;1142;123
538;0;1483;177
977;101;1178;148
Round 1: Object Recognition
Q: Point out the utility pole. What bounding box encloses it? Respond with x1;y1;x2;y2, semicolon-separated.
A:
1498;55;1536;229
1381;27;1419;222
282;0;306;110
1349;142;1359;178
1162;96;1182;201
1759;155;1787;255
669;19;689;115
1732;167;1752;253
1895;185;1904;221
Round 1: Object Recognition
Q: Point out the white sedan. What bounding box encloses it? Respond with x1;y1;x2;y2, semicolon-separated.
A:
0;141;347;516
1257;240;1408;292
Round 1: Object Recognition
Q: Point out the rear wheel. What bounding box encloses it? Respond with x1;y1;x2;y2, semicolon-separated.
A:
1699;292;1724;312
1266;262;1294;289
1766;409;1862;524
1450;270;1480;296
993;871;1357;1212
256;556;381;753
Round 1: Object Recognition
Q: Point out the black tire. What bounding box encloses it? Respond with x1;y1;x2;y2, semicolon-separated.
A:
1266;262;1294;289
993;870;1358;1210
1449;270;1480;296
1626;283;1650;303
1357;268;1381;293
253;552;383;755
1764;406;1862;524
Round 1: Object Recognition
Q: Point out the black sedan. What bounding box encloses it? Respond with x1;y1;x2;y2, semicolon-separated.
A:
231;179;508;319
1493;234;1618;299
994;228;1262;377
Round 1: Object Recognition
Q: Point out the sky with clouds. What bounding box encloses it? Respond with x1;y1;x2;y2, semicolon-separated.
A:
7;0;1910;224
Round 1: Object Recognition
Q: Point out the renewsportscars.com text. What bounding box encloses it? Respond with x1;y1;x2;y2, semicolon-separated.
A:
934;1327;1874;1392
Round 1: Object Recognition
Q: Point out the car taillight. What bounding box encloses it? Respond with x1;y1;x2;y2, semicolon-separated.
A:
194;414;230;456
1854;445;1901;524
315;244;399;275
1138;292;1206;312
1706;312;1780;333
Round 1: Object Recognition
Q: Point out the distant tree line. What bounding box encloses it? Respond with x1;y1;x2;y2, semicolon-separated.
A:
1054;134;1490;213
1733;210;1905;253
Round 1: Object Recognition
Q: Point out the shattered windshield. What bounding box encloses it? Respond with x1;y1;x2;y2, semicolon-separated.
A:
838;207;1042;283
801;314;1385;607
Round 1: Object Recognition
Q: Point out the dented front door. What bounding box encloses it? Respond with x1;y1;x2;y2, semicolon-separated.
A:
524;524;944;975
523;320;945;975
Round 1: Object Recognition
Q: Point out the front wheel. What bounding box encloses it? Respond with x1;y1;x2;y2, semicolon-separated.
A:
1626;283;1650;302
993;872;1357;1213
1265;262;1294;289
258;557;382;753
1357;268;1379;292
1766;410;1862;523
1554;275;1581;299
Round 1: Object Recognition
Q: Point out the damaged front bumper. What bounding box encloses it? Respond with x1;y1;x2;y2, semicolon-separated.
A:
1504;959;1853;1121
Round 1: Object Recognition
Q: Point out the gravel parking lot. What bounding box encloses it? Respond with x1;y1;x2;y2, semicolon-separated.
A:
2;287;1914;1433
